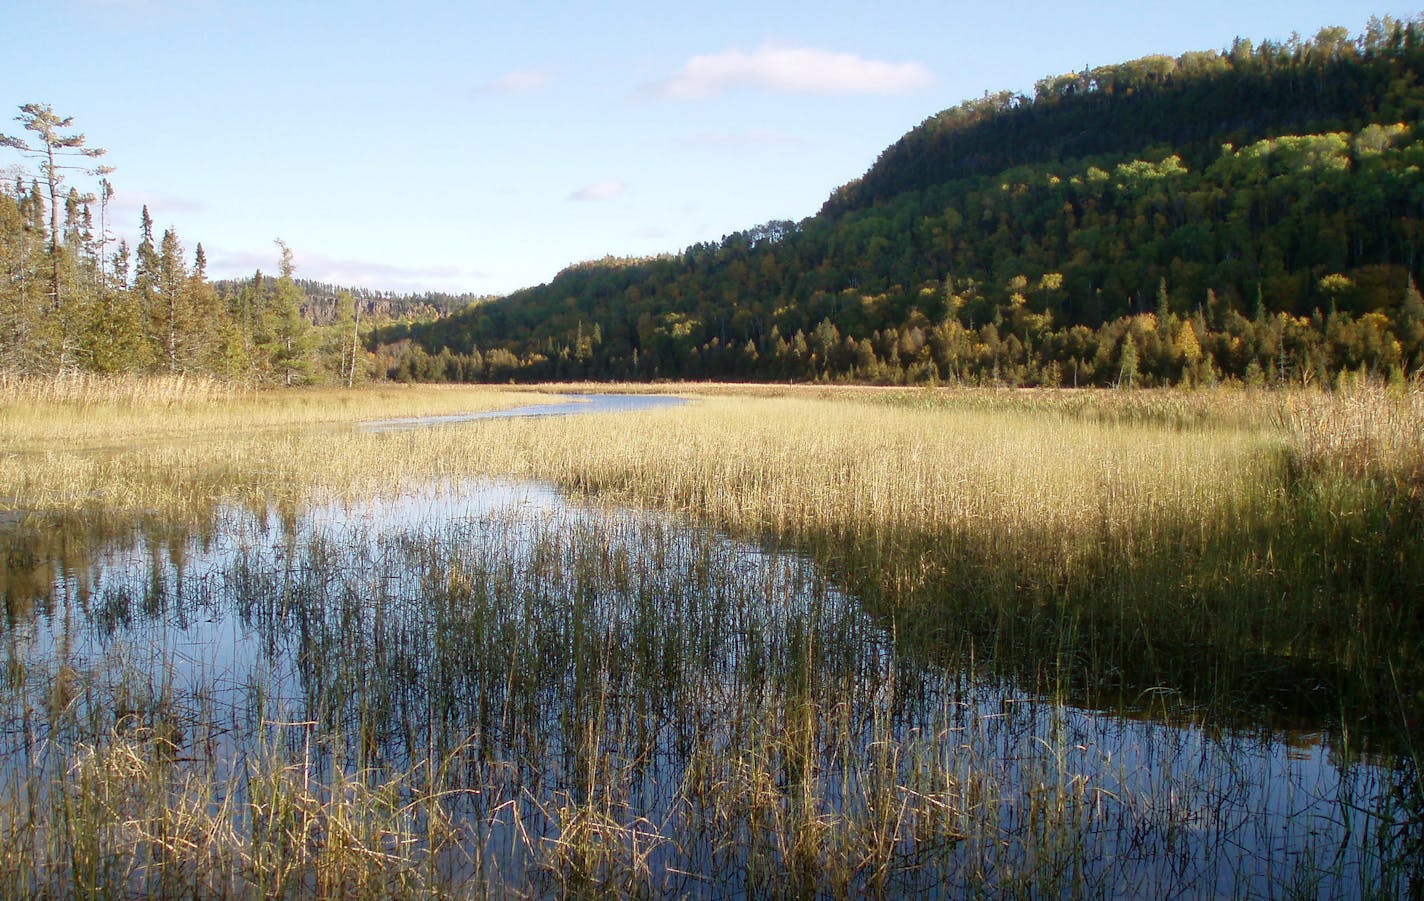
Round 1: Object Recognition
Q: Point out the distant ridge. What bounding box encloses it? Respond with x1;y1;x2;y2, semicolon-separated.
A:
824;23;1416;215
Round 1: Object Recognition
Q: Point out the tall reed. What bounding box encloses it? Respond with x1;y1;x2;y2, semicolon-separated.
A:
6;492;1409;896
1;382;1419;895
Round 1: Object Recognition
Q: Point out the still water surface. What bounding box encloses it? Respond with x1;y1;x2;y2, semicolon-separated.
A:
361;392;686;432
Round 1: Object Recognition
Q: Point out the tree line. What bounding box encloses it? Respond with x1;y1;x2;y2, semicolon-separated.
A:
385;17;1424;387
9;17;1424;390
0;103;480;385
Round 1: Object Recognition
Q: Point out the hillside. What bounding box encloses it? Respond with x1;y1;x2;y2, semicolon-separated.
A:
388;17;1424;387
823;24;1420;216
211;277;487;327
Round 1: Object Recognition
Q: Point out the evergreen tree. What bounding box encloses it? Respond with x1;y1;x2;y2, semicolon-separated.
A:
133;205;160;366
266;240;315;386
156;227;187;372
1397;277;1424;371
0;103;110;370
185;243;222;371
0;184;50;373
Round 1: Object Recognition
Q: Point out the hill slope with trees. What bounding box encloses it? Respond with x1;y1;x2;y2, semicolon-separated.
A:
387;17;1424;388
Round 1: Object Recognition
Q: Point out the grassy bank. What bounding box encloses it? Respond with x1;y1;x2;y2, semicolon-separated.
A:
0;378;1420;896
455;387;1422;729
0;375;554;449
3;379;1419;734
0;379;556;521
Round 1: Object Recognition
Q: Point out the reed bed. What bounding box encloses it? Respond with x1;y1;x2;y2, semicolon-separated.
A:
533;381;1297;430
2;494;1411;897
0;381;555;521
0;370;243;406
0;381;1420;896
416;390;1415;719
0;377;552;452
3;383;1419;717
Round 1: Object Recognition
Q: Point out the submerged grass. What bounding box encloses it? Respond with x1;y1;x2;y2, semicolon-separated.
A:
5;723;475;898
1;378;1421;896
6;500;1411;897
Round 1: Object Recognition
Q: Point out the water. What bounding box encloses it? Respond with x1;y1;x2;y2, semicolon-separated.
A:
360;392;687;432
2;474;1416;896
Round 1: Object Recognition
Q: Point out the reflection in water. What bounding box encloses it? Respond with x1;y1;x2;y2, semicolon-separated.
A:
0;480;1418;896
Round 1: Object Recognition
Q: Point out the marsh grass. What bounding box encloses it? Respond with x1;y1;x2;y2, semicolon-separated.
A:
0;380;557;522
532;381;1294;430
3;724;470;898
6;494;1409;896
0;376;550;451
1;380;1421;896
437;388;1421;726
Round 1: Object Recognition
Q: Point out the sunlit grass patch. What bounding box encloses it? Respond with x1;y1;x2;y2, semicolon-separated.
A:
0;381;1420;896
0;380;560;519
0;376;553;450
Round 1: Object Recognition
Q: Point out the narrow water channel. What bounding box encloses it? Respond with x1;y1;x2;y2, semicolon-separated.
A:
361;392;687;432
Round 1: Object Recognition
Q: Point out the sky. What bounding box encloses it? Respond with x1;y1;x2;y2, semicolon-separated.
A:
4;0;1416;296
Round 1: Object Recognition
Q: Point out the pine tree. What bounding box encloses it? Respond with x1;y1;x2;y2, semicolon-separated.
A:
266;240;315;386
85;236;154;373
1397;277;1424;371
156;227;187;372
133;206;160;367
0;183;51;373
185;243;222;371
0;103;110;370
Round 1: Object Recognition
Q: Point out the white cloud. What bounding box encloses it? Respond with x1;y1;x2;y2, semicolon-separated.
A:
569;179;626;202
649;44;934;100
481;68;551;95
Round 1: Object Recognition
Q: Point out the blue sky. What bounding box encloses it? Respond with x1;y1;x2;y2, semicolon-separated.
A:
4;0;1413;295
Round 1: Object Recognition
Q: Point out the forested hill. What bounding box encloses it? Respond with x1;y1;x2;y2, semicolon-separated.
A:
822;23;1421;217
210;277;486;327
388;17;1424;388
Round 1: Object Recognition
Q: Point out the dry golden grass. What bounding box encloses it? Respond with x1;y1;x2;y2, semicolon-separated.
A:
0;379;559;516
2;380;1420;898
0;381;1407;592
1282;383;1424;486
0;375;554;451
4;727;464;899
3;381;1414;591
413;384;1424;729
416;391;1277;601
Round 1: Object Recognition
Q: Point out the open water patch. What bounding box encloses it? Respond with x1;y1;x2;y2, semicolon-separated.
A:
360;392;687;432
